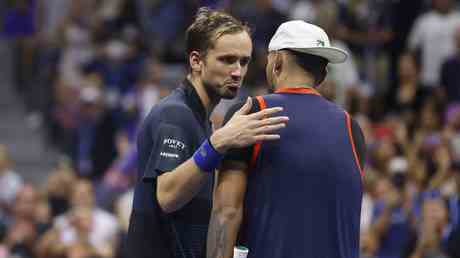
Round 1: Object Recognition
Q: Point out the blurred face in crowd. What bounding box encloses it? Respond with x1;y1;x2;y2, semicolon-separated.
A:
47;169;76;198
7;219;37;246
104;40;129;63
398;54;418;81
14;185;38;221
373;139;396;170
433;0;453;14
422;198;449;229
255;0;273;10
46;169;75;217
70;207;93;235
192;31;252;100
71;180;95;208
67;242;95;258
80;87;104;120
420;101;441;131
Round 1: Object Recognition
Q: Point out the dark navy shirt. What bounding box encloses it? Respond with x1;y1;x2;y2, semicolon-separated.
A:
2;1;36;37
223;87;365;258
127;79;213;258
372;201;412;258
441;56;460;103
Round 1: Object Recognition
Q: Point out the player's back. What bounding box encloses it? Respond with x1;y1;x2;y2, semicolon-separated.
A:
240;88;363;258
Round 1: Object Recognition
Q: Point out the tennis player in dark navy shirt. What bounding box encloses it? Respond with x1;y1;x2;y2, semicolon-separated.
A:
207;21;366;258
126;8;289;258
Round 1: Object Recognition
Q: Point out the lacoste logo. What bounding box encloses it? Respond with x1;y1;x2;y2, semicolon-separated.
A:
317;40;325;47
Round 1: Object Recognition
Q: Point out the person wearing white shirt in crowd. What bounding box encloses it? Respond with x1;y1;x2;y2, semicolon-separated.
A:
0;145;23;209
54;179;119;258
408;0;460;88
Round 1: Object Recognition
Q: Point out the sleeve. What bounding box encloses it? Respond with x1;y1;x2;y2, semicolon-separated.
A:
447;225;460;258
440;59;449;87
221;99;261;163
142;121;195;181
351;118;366;170
407;16;423;50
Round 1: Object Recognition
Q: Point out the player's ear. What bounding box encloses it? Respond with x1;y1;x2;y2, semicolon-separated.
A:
315;65;328;86
189;51;203;73
274;51;283;77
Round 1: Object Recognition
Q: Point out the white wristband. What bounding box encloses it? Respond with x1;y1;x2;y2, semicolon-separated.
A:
233;246;249;258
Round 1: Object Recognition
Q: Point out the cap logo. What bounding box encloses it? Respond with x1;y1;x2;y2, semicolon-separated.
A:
316;40;325;47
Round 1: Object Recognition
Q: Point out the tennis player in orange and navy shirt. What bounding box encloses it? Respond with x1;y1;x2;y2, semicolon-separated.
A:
207;21;366;258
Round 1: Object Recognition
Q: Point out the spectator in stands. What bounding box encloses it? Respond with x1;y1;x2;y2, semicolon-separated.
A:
75;86;117;180
4;184;43;258
440;25;460;104
112;189;134;258
45;163;76;217
57;1;96;90
387;53;428;125
53;179;119;258
302;1;362;107
234;0;287;49
0;145;23;212
337;0;396;93
370;175;414;258
408;0;460;89
446;162;460;257
2;0;38;100
406;198;450;258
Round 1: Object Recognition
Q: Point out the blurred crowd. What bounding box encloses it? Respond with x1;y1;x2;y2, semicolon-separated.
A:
2;0;460;258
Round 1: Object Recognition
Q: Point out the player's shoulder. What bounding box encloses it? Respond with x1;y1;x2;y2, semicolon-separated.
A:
223;97;263;125
145;88;197;126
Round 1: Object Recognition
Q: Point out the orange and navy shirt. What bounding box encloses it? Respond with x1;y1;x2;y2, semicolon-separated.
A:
222;87;366;258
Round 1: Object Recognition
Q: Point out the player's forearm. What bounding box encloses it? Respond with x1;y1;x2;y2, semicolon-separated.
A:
207;205;243;258
157;158;209;213
207;164;247;258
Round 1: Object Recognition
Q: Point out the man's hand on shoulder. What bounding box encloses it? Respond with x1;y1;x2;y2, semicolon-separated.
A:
210;97;289;153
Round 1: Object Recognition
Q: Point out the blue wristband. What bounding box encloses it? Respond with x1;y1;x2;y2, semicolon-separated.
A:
193;139;224;173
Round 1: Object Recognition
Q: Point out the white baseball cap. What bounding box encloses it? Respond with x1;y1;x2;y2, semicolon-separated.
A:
268;20;348;64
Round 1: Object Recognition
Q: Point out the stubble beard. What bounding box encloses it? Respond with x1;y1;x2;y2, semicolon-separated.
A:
203;80;237;102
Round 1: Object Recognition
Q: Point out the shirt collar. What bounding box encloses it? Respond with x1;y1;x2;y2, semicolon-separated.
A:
275;86;321;96
182;78;208;124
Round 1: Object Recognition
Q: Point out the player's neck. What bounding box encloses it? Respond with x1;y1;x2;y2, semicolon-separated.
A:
187;74;218;116
275;73;316;89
